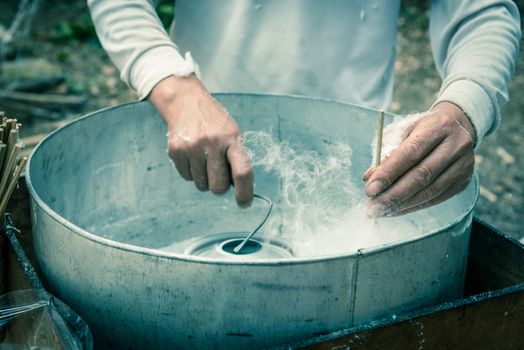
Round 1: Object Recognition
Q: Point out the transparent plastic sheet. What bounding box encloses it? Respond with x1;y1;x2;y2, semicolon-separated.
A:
0;289;93;349
0;214;93;349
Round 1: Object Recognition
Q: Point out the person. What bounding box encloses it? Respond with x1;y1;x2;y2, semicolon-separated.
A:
88;0;520;215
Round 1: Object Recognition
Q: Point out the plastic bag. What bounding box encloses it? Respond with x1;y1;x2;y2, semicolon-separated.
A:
0;289;93;349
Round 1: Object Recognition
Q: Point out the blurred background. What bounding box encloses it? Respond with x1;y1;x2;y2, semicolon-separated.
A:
0;0;522;241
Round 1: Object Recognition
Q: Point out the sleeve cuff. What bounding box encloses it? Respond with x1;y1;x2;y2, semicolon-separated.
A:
127;46;198;100
432;79;498;148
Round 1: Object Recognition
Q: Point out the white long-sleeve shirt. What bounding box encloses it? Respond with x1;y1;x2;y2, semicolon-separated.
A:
88;0;521;145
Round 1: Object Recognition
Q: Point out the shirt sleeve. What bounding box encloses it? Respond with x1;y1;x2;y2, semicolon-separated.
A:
87;0;196;99
429;0;521;147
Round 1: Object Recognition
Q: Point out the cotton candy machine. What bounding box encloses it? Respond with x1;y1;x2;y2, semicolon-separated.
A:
26;94;478;349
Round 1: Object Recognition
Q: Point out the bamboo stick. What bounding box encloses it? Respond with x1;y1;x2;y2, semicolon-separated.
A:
374;110;385;224
0;157;28;217
1;124;6;145
0;112;26;223
0;144;21;198
7;128;18;153
6;119;17;133
375;110;385;168
0;144;7;177
0;120;6;144
1;129;19;181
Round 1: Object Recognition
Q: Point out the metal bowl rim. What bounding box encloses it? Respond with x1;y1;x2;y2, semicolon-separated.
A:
25;95;479;266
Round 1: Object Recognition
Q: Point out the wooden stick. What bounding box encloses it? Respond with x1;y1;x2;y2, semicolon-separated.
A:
0;144;7;177
0;144;21;198
0;157;28;217
0;112;26;221
375;110;385;168
374;110;385;224
6;119;17;133
5;119;14;134
6;128;18;152
1;129;19;179
3;119;16;145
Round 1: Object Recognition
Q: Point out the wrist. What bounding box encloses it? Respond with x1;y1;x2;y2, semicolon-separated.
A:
431;101;477;145
148;74;207;123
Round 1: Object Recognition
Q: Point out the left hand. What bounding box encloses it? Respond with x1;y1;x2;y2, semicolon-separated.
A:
363;102;476;216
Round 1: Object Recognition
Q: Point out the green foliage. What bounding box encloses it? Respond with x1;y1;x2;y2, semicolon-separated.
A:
56;48;70;63
156;1;175;30
51;13;97;42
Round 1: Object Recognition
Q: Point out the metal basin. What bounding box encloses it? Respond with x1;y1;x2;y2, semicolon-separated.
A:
26;94;478;349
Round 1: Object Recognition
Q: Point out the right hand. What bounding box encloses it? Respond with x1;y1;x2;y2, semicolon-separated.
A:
363;103;475;216
148;75;254;208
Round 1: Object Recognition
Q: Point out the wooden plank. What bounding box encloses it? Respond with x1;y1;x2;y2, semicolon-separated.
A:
0;90;86;110
286;220;524;350
294;286;524;350
465;219;524;295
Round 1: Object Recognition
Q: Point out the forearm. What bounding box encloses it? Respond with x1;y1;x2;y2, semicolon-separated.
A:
430;0;521;146
88;0;195;99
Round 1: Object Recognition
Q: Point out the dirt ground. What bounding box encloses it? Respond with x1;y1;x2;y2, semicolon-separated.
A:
1;1;523;240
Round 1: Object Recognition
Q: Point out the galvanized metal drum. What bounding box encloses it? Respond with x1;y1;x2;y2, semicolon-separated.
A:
26;94;478;349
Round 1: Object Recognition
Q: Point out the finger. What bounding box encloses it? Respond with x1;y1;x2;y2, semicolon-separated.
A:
386;154;474;215
368;139;462;210
226;143;254;208
391;178;472;216
188;147;209;191
365;121;447;197
401;121;417;140
363;166;376;182
206;148;231;194
363;117;420;183
168;141;192;181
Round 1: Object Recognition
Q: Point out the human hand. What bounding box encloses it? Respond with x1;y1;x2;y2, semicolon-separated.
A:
149;75;254;208
363;102;476;216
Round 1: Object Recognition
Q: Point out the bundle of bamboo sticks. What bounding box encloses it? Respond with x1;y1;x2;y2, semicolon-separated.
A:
0;111;28;219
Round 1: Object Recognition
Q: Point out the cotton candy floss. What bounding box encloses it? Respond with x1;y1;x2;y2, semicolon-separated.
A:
371;111;428;165
243;129;440;258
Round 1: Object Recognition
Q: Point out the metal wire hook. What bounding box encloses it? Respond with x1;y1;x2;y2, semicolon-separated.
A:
233;194;273;253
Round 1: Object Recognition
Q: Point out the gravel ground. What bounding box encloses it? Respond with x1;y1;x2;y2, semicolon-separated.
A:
1;1;523;240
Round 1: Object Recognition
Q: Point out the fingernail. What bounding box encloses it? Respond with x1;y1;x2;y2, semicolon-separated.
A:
237;195;254;209
363;167;376;181
366;202;387;218
366;180;386;196
238;200;252;209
